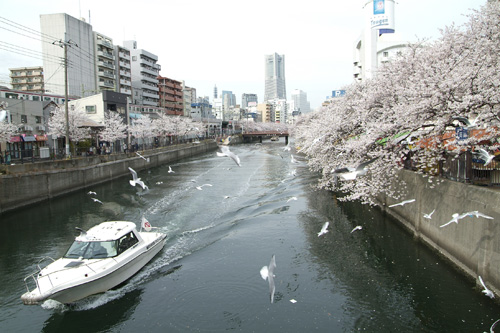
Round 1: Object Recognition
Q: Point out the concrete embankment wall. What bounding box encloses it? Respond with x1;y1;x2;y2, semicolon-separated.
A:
0;141;218;214
379;169;500;296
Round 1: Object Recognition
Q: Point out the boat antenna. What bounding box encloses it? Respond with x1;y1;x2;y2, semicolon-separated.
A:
75;227;87;237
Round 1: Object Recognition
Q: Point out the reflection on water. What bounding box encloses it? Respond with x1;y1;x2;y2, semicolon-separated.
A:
1;141;500;332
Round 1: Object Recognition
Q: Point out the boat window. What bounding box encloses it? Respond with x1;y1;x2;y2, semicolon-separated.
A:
64;240;118;259
118;232;139;254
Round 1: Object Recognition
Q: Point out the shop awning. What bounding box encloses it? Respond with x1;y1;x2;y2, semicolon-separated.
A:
9;136;22;143
35;134;48;141
22;135;36;142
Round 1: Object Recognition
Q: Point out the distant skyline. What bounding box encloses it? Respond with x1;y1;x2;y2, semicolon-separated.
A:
0;0;486;110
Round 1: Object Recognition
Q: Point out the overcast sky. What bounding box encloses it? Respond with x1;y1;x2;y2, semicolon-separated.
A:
0;0;486;109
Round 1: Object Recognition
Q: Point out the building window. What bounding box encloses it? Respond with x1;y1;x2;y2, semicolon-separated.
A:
132;56;137;61
21;115;27;123
35;116;42;123
86;105;97;114
383;51;389;57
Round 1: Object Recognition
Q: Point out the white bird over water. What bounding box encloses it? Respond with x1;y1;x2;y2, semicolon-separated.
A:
332;158;377;180
318;222;329;237
87;191;96;196
196;184;213;191
217;145;241;167
423;209;436;219
128;167;149;190
479;276;495;299
91;197;103;204
287;197;298;203
260;254;277;303
136;152;150;163
168;166;175;173
351;226;363;233
389;199;416;207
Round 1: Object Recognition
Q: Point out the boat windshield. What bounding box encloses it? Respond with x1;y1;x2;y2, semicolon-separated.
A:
64;240;118;259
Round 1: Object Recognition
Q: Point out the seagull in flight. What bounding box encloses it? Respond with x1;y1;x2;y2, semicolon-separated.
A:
479;276;495;299
351;226;363;233
287;196;298;203
389;199;416;207
474;148;495;166
318;222;329;237
196;184;213;191
91;197;103;204
463;210;494;220
260;254;277;303
332;158;377;180
440;213;467;228
128;167;149;190
136;151;150;163
423;209;436;219
217;145;241;167
87;191;97;196
168;166;175;173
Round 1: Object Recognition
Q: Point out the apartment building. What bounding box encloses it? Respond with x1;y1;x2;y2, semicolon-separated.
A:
9;67;44;93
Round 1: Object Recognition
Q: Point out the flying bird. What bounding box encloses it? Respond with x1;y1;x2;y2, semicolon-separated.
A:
260;254;277;303
332;158;377;180
423;209;436;219
91;197;103;204
290;299;297;304
87;191;96;196
128;167;149;190
318;222;329;237
440;213;467;228
479;276;495;299
388;199;416;207
291;155;298;164
196;184;213;191
217;145;241;167
474;148;495;166
463;210;494;220
136;151;150;163
287;197;298;203
168;166;175;173
351;226;363;233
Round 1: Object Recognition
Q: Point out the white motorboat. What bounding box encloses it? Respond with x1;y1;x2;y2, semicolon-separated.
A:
21;220;166;305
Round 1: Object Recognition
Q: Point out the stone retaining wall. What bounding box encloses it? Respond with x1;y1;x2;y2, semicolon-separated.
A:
0;141;218;214
379;169;500;296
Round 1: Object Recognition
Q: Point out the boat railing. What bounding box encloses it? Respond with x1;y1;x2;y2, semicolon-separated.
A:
23;256;56;293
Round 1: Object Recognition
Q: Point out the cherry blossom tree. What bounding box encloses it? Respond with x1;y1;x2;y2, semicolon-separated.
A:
0;103;17;143
99;111;128;144
129;115;154;150
47;106;91;143
295;2;500;205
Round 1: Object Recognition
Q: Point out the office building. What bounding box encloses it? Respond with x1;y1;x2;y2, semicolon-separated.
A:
40;13;96;97
241;93;258;109
264;53;286;101
290;89;310;114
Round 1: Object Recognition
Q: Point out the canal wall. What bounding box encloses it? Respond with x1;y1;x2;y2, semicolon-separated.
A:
378;169;500;297
0;141;218;214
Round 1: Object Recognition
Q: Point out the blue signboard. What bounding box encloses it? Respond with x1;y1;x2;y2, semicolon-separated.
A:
374;0;385;15
455;127;468;144
331;90;346;98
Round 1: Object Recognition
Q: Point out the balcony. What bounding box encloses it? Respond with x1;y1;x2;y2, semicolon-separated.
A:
98;61;115;70
98;50;114;60
143;91;159;99
120;78;131;85
120;87;132;95
140;66;158;76
96;38;113;48
98;70;115;79
99;80;115;88
119;61;131;69
119;51;130;60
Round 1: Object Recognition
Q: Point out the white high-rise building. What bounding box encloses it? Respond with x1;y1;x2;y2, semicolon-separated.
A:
40;13;96;97
123;40;160;106
291;89;311;114
353;0;407;81
264;53;286;102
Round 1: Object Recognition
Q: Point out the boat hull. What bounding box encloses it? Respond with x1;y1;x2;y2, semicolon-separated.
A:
21;234;166;305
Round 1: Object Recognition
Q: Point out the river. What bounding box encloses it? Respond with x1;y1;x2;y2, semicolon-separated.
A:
1;139;499;332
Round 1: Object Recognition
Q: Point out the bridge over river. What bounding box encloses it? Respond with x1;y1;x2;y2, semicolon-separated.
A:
242;131;289;144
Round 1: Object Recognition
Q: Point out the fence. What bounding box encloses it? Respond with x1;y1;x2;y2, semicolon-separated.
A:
403;150;500;187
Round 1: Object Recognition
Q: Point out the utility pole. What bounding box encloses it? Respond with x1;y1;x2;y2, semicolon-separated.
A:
52;39;78;158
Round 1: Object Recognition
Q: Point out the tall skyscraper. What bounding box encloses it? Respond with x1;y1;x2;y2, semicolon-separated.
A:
264;53;286;102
